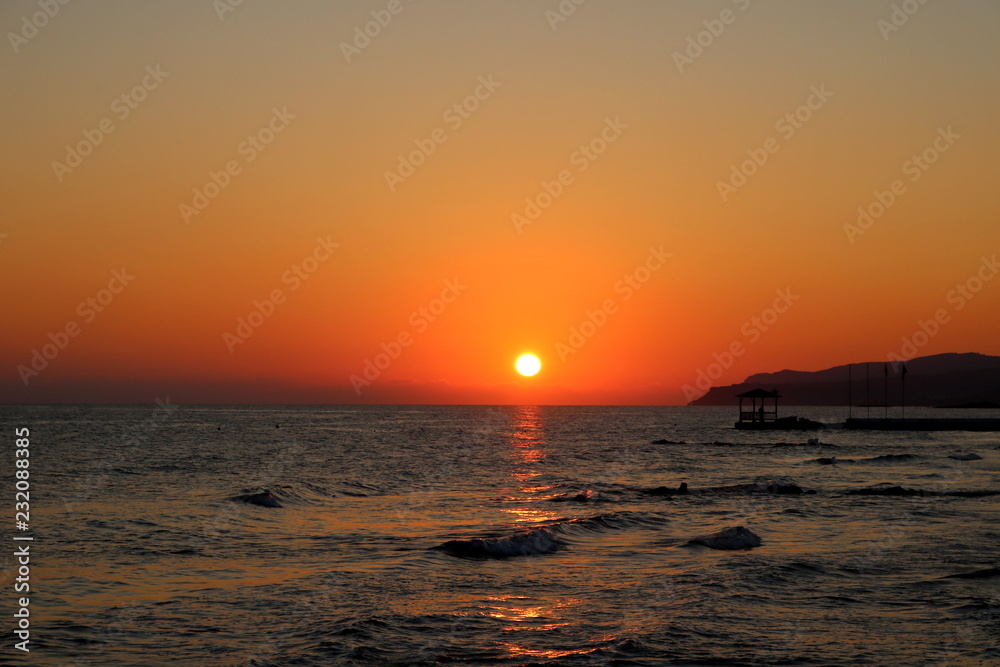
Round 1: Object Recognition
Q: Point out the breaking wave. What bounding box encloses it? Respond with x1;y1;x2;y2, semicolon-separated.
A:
432;511;667;559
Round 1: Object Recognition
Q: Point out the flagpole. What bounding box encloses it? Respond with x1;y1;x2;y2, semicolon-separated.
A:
901;364;907;420
866;363;871;421
883;363;888;420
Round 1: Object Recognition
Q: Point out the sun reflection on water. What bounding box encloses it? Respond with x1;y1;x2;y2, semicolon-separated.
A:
489;411;599;659
500;406;561;525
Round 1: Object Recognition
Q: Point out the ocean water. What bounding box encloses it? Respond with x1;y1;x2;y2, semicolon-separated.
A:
1;404;998;666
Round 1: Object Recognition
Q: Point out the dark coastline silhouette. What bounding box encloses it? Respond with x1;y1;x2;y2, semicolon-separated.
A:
691;352;1000;406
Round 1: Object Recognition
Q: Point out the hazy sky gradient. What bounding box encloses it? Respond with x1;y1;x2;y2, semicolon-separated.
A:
3;0;999;403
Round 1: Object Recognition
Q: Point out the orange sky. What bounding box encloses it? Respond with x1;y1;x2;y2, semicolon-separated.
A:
2;0;999;404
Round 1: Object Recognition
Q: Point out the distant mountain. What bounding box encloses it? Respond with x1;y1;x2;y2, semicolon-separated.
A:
689;353;1000;406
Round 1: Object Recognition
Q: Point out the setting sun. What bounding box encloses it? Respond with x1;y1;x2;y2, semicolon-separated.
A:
516;354;542;377
4;4;1000;665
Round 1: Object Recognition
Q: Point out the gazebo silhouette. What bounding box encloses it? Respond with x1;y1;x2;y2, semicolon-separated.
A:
737;388;780;424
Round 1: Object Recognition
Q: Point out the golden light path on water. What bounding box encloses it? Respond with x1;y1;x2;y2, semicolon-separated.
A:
493;406;589;660
502;405;561;524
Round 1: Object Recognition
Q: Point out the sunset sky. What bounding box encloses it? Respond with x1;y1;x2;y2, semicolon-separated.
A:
2;0;998;405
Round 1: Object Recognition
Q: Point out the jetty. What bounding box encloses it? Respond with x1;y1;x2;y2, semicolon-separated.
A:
843;362;1000;430
845;417;1000;431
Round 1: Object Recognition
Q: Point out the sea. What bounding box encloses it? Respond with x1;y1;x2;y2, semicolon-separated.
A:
1;404;998;666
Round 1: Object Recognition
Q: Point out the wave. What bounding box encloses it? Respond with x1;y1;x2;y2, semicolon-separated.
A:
539;481;630;503
433;526;561;558
686;525;762;550
667;440;839;448
777;560;829;575
736;478;811;494
858;453;921;464
336;480;384;497
432;511;666;559
941;490;1000;497
230;489;283;507
808;453;921;465
229;481;343;507
809;456;839;465
547;489;595;502
948;452;983;461
558;511;670;534
942;566;1000;580
644;478;812;495
643;482;689;496
846;486;1000;497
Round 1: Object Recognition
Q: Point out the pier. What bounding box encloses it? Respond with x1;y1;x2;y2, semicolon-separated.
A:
845;417;1000;431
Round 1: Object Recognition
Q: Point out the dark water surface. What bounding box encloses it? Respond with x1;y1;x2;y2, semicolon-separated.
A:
1;405;997;665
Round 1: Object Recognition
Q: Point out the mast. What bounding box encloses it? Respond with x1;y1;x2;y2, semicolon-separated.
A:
901;363;907;420
883;363;889;420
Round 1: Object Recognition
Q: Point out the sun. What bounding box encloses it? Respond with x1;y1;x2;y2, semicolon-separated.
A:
515;354;541;377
